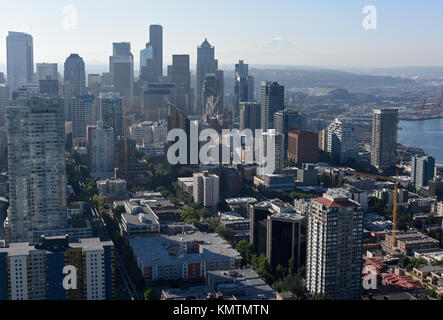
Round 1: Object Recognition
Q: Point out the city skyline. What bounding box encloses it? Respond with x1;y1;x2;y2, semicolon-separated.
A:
2;1;443;73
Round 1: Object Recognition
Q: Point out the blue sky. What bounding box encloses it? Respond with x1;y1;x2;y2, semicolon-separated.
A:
1;0;443;72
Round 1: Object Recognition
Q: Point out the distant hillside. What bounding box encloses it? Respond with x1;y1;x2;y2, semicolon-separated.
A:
223;68;416;93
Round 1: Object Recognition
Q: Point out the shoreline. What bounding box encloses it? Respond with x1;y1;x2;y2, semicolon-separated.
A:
399;116;443;121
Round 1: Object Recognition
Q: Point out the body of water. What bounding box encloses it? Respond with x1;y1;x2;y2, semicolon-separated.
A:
399;118;443;163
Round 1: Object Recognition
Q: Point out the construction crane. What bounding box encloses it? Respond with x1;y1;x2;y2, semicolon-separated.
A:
347;169;402;256
201;94;222;123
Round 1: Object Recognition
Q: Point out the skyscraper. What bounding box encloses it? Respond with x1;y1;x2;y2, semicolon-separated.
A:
257;131;284;176
288;130;319;166
327;118;359;164
143;83;176;121
0;85;10;128
261;82;284;131
307;194;363;300
99;92;124;139
370;108;399;170
6;96;67;243
64;54;86;121
202;70;224;115
234;60;254;115
169;54;191;115
239;102;261;131
87;121;115;179
196;39;218;115
411;155;435;189
110;42;134;110
72;95;95;147
274;109;305;154
140;25;163;83
36;63;58;81
6;32;34;93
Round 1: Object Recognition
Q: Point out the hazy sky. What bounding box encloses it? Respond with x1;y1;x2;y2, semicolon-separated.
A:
1;0;443;73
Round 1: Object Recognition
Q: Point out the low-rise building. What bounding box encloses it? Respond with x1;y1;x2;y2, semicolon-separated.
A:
129;232;242;282
254;174;295;193
384;231;439;255
205;268;277;300
97;178;129;202
177;177;194;194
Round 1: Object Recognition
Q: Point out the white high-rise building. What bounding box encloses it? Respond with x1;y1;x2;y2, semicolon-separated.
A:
257;130;284;176
306;194;363;300
72;95;95;147
87;121;115;179
193;171;220;208
6;32;34;92
6;97;68;243
327;118;359;164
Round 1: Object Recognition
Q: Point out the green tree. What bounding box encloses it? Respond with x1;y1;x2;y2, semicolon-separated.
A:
144;288;157;300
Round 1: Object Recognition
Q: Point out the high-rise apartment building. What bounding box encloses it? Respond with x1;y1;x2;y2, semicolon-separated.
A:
140;25;163;83
6;96;67;243
87;121;115;179
6;32;34;92
327;118;359;164
72;95;95;147
261;82;284;131
371;108;399;170
110;42;134;110
64;54;86;121
193;171;220;208
288;130;319;166
99;92;124;139
411;155;435;189
307;194;363;300
0;236;115;300
196;39;218;116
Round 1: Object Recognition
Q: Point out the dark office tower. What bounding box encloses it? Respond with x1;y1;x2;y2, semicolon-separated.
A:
167;103;191;163
370;108;398;170
196;39;218;116
202;70;224;115
140;25;163;83
274;109;305;154
64;54;86;121
6;32;34;92
99;92;124;139
249;202;273;257
266;212;306;268
261;81;284;131
234;60;254;115
143;83;176;121
239;102;261;131
110;42;134;110
6;96;68;243
169;55;191;115
39;80;59;97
